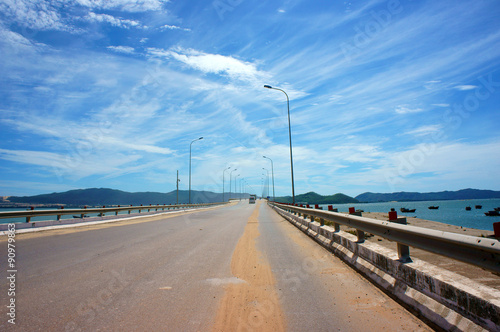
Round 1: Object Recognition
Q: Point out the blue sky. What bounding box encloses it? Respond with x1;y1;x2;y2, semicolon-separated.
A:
1;0;500;198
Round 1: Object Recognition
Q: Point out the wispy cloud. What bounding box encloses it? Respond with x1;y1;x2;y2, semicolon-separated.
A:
404;125;443;137
454;84;478;91
147;47;275;89
395;105;424;114
159;24;191;32
107;45;135;54
85;12;143;28
74;0;169;12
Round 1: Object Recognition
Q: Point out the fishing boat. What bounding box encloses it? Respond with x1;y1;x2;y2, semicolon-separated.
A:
475;205;482;209
465;206;472;211
400;208;416;213
484;210;500;216
428;206;439;210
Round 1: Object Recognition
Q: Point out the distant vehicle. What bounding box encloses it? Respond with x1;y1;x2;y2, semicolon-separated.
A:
249;195;256;204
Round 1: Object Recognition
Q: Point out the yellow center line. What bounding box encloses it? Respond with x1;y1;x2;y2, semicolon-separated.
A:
212;201;286;331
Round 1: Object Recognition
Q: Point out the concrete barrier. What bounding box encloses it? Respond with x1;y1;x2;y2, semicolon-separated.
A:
271;205;500;332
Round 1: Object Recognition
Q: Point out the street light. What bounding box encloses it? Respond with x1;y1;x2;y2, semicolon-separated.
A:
264;85;295;204
235;174;240;197
229;168;238;200
222;166;231;202
262;171;269;199
189;137;203;204
239;177;244;201
263;156;275;201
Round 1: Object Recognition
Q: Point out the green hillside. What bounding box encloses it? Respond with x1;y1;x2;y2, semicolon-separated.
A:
275;192;358;205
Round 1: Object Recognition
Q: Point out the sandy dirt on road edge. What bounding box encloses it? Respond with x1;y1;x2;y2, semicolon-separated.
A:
212;201;286;332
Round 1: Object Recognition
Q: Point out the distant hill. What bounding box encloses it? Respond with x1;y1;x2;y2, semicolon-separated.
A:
275;192;358;205
5;188;249;207
355;188;500;203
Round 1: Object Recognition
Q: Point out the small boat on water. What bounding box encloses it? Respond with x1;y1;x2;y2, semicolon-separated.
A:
400;208;416;213
494;207;500;212
465;206;472;211
485;210;500;216
475;205;482;209
428;206;439;210
73;215;89;218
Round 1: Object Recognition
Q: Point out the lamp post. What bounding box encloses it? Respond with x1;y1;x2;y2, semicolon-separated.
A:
222;166;231;202
229;168;238;200
176;170;180;205
264;85;295;204
263;156;275;201
262;171;269;199
189;137;203;204
239;178;244;201
235;174;240;198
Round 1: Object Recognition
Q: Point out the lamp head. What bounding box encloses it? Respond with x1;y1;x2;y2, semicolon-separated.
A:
263;85;273;89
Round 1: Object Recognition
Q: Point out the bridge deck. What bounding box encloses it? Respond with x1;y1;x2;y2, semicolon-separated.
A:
0;201;431;331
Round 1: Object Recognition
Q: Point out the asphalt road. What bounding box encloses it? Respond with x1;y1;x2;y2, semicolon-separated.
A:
0;201;432;331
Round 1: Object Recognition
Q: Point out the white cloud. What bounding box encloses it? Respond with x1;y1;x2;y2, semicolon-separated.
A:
454;84;478;91
0;0;165;32
432;103;450;108
395;105;424;114
404;125;443;137
107;45;135;54
0;0;67;31
86;12;142;28
75;0;169;12
148;47;271;85
159;24;191;32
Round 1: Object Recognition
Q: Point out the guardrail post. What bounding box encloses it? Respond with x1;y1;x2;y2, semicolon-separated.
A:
349;207;362;216
315;205;325;225
333;222;340;232
389;211;412;262
328;205;339;212
57;206;63;221
356;229;365;243
26;206;34;222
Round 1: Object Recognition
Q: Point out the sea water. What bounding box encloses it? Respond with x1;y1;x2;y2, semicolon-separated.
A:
319;198;500;231
0;208;144;224
1;199;499;231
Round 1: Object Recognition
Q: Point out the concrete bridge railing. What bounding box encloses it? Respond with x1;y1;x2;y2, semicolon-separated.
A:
270;202;500;272
270;202;500;331
0;202;228;224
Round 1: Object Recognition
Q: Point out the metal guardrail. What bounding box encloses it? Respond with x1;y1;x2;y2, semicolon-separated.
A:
0;202;227;223
270;202;500;273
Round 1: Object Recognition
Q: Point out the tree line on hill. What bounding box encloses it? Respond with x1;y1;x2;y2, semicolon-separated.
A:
354;188;500;203
3;188;498;207
4;188;249;207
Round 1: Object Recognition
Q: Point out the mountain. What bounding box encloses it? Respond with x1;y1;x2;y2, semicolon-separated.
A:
5;188;249;207
355;188;500;203
275;192;358;205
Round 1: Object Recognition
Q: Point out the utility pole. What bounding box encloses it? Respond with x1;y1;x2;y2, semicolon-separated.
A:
176;170;180;205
